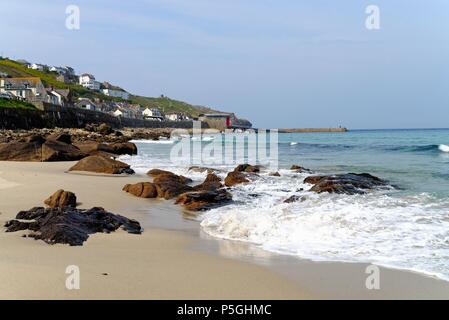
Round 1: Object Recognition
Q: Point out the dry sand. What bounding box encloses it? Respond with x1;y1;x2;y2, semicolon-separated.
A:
1;161;449;299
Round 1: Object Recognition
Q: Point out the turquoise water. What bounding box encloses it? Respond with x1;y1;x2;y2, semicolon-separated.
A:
278;129;449;197
122;128;449;280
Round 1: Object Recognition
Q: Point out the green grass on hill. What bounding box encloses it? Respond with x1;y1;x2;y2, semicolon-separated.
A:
130;95;219;117
0;98;37;110
0;58;223;117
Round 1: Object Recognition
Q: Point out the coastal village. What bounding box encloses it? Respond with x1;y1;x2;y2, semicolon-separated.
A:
0;57;252;131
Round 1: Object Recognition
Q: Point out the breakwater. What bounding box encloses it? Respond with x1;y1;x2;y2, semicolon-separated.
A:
278;127;348;133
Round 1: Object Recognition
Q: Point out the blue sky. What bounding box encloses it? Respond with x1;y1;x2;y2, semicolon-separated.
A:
1;0;448;129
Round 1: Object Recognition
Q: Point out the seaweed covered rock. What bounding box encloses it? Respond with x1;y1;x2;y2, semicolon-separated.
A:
4;206;142;246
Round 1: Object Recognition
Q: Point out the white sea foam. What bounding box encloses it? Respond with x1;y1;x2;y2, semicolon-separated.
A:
290;142;299;146
439;144;449;153
200;172;449;281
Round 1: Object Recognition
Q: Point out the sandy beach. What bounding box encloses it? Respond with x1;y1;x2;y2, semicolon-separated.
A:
1;161;449;299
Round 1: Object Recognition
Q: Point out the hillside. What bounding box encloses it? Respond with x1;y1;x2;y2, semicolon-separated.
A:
0;98;36;110
0;58;222;117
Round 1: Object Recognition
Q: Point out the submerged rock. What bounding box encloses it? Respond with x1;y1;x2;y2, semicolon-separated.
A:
4;206;142;246
175;189;232;211
233;164;261;173
283;195;302;203
69;155;134;175
44;190;77;208
188;166;222;174
290;165;312;173
304;173;389;194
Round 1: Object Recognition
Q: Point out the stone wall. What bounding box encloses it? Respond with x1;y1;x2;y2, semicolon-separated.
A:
0;105;205;130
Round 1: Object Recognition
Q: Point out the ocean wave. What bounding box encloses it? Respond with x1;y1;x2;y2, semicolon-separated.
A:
439;144;449;153
384;144;443;153
200;173;449;281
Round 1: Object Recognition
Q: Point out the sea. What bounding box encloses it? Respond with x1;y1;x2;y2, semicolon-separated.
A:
120;128;449;281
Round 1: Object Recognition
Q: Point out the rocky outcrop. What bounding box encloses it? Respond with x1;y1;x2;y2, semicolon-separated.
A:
69;155;134;174
175;189;232;211
290;165;312;173
283;195;306;203
85;123;115;135
304;173;389;195
0;140;44;161
4;206;142;246
41;139;86;161
224;171;250;187
152;173;193;199
193;174;223;191
147;169;193;185
122;182;158;198
269;172;281;177
44;190;77;208
123;169;193;199
188;166;222;174
74;141;137;156
233;164;261;173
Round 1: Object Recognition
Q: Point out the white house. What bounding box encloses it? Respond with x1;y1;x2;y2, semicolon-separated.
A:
0;77;47;102
28;63;45;71
102;88;130;100
76;98;97;111
113;109;123;117
142;108;163;121
165;113;186;121
79;73;101;91
50;66;66;74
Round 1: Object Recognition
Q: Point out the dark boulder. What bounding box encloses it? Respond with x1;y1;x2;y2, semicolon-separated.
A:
44;190;77;208
0;141;43;161
291;165;312;173
269;172;281;177
147;169;193;184
224;171;249;187
46;132;72;144
304;173;389;195
69;155;134;174
122;182;158;198
152;173;193;199
233;164;261;173
188;166;222;174
283;195;306;203
41;140;86;162
193;173;223;191
74;141;137;156
175;189;232;211
5;206;142;246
